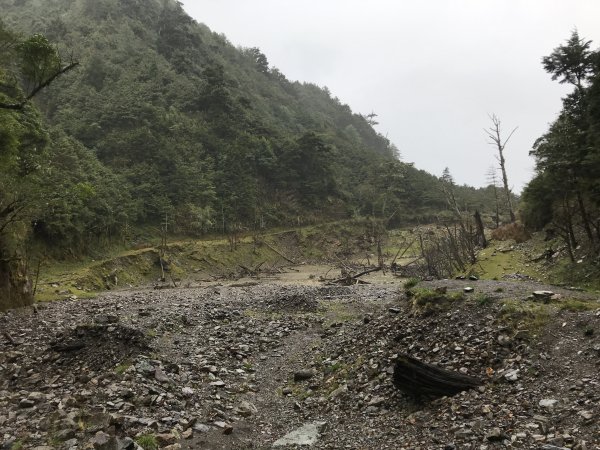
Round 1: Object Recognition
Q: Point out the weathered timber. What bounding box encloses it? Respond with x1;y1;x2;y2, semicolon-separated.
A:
330;266;381;285
393;353;482;399
261;240;296;264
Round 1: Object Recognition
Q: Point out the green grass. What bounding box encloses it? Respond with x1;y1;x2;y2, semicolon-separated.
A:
135;434;158;450
403;277;420;290
410;288;465;315
475;293;493;306
114;362;132;375
556;298;600;311
322;301;360;326
499;299;551;332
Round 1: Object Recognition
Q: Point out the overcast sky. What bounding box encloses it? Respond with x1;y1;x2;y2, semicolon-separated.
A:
179;1;600;191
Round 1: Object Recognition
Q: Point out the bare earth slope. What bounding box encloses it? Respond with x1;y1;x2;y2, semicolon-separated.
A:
1;278;599;449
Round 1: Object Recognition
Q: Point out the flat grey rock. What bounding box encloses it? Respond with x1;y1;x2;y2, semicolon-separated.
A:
272;421;327;447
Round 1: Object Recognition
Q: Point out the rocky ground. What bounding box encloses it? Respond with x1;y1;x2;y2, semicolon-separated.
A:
1;277;599;450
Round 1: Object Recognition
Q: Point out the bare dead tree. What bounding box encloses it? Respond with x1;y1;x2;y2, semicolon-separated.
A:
486;166;501;228
485;114;517;223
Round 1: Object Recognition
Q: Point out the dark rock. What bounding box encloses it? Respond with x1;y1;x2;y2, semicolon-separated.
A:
94;314;119;324
19;398;36;408
485;427;507;442
294;369;317;382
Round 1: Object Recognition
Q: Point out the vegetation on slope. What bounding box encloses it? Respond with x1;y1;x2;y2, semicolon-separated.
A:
521;31;600;262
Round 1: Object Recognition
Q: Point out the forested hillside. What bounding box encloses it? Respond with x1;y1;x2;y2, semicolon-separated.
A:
522;31;600;260
0;0;501;245
1;0;507;308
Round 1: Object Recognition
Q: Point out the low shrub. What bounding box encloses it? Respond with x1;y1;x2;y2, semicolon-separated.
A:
491;222;531;243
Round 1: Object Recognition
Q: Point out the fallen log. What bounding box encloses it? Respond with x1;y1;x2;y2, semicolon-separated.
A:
261;240;296;264
330;266;382;285
393;353;481;399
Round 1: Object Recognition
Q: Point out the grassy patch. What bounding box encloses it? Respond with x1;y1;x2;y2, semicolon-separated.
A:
135;434;158;450
322;301;360;326
499;299;551;332
114;362;132;375
556;298;599;312
550;258;600;292
403;277;420;290
410;288;464;315
475;293;493;306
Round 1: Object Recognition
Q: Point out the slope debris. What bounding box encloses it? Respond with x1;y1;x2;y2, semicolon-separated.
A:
0;279;599;449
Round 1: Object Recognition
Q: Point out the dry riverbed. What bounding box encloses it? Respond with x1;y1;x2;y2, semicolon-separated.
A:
1;275;599;450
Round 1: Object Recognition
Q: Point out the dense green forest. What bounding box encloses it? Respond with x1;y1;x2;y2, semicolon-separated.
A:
0;0;515;306
0;0;503;243
521;31;600;259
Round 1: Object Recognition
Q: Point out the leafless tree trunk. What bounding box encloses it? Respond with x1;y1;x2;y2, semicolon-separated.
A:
474;210;487;248
485;115;516;223
486;166;501;228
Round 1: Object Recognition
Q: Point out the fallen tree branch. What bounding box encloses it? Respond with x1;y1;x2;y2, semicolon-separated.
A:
393;353;482;399
261;240;296;264
330;266;382;285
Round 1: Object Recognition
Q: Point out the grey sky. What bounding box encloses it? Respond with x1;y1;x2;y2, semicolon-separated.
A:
180;0;600;191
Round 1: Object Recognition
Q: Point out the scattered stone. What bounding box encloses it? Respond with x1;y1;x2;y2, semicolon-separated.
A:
368;396;386;406
18;398;36;408
539;398;559;408
154;367;171;383
214;421;234;434
329;384;348;399
272;421;327;447
91;431;119;450
234;401;258;417
504;369;519;382
497;334;511;347
181;386;195;397
485;427;507;442
293;369;317;382
94;314;119;324
155;434;177;446
193;424;211;433
0;279;598;449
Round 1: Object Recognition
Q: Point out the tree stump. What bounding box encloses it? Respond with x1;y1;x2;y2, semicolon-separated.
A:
393;353;481;399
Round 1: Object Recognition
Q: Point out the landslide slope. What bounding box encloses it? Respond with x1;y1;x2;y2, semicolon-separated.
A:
1;278;599;449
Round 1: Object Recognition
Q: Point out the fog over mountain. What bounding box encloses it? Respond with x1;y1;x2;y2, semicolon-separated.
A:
181;0;600;190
